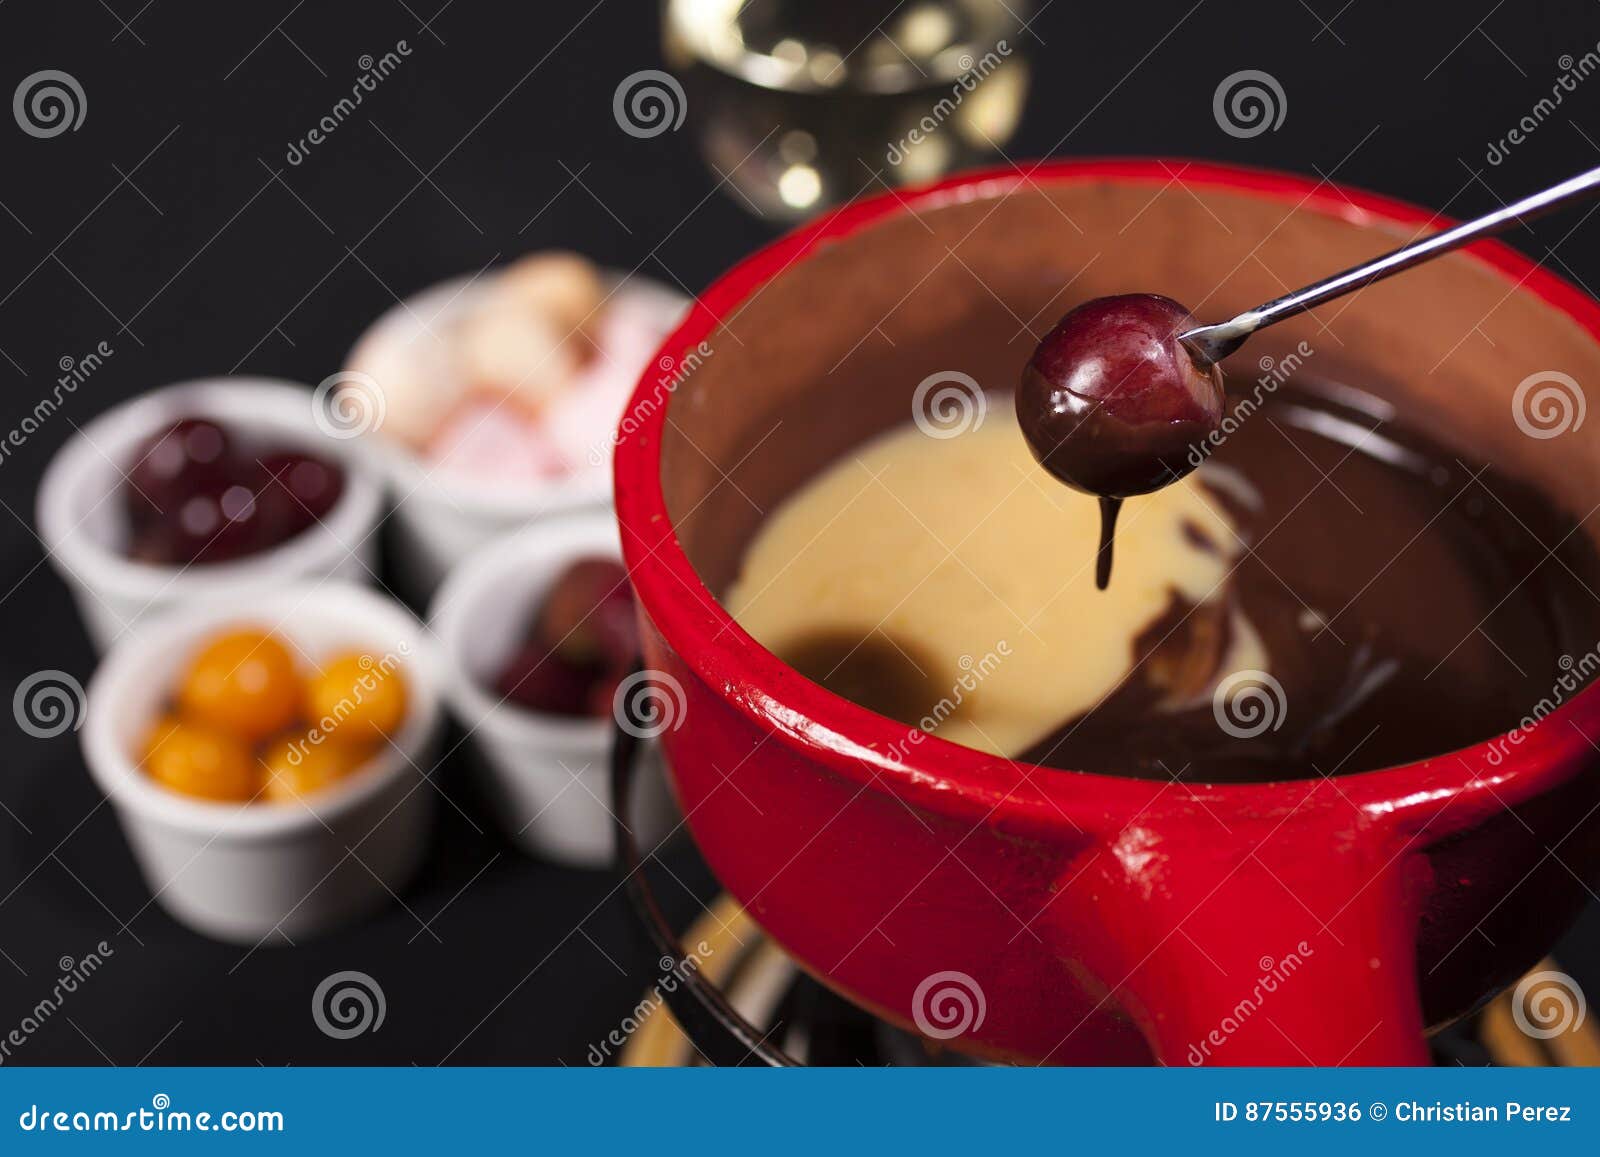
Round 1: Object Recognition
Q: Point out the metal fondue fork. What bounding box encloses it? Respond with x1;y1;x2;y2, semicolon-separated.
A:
1180;163;1600;367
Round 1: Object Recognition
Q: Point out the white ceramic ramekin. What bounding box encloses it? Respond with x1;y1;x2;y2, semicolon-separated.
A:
81;583;443;944
345;272;686;597
37;377;385;653
428;509;677;868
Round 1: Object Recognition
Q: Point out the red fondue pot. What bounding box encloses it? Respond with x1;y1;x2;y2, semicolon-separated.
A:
613;160;1600;1065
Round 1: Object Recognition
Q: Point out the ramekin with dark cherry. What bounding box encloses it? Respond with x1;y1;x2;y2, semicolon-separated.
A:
429;511;677;867
492;556;638;721
38;378;384;650
123;416;346;567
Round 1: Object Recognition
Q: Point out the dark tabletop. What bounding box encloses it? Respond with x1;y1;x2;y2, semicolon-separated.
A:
0;0;1598;1065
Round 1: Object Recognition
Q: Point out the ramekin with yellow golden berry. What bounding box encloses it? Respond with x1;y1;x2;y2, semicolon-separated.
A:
81;582;442;943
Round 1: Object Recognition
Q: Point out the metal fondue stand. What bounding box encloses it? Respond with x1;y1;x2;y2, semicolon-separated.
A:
612;706;799;1066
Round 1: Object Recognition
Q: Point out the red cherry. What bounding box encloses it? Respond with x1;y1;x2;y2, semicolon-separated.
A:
1017;294;1224;497
533;557;639;669
127;520;182;565
170;480;272;564
124;418;231;528
586;669;625;720
255;450;345;540
494;644;600;717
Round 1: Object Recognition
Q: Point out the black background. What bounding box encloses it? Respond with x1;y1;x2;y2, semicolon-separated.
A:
0;0;1598;1065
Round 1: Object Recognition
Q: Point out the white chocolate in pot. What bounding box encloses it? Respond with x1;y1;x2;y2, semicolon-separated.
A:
725;402;1264;758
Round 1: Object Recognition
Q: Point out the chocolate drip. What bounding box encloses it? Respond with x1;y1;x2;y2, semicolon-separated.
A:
1095;496;1121;590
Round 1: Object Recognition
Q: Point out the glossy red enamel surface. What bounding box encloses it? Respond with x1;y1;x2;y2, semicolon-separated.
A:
614;160;1600;1065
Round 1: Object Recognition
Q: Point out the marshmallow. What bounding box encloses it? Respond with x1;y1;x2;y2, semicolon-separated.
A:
344;329;465;448
458;305;581;415
426;400;566;484
493;251;606;347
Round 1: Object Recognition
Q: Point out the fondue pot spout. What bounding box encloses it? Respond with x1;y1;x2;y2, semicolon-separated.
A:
615;160;1600;1065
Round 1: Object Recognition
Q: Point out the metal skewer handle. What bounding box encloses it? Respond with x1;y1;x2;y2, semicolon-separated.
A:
1181;163;1600;366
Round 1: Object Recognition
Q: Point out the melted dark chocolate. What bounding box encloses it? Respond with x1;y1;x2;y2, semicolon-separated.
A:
1018;382;1600;781
765;381;1600;785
